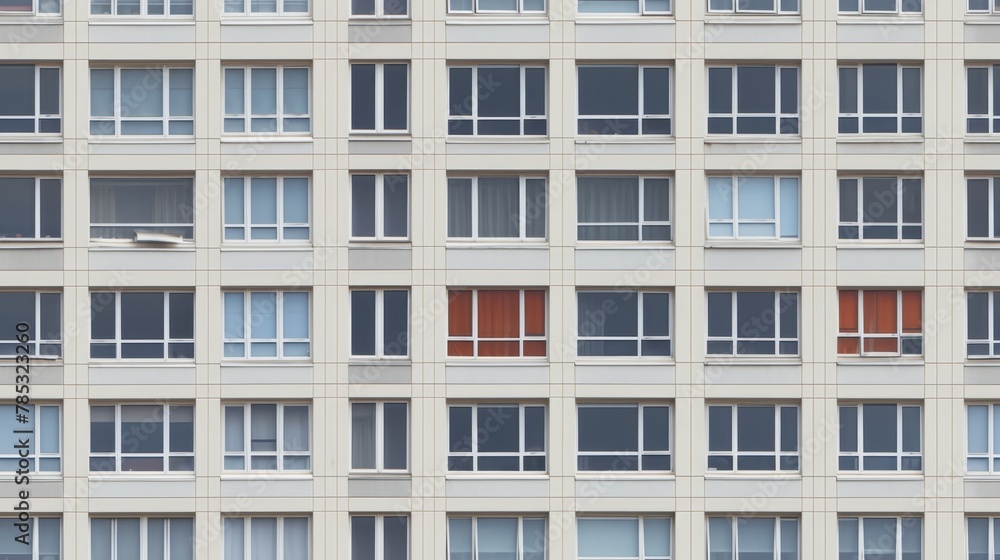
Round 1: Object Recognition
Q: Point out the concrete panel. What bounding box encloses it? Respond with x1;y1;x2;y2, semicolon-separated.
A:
704;477;802;498
446;478;548;497
965;248;1000;273
705;248;801;271
88;366;195;385
89;23;196;43
0;479;61;498
446;141;549;156
89;249;196;271
221;365;313;384
446;23;548;43
966;366;1000;384
704;363;801;384
348;364;412;384
706;23;801;42
0;23;63;44
91;478;196;498
966;23;1000;42
446;365;549;384
349;248;413;270
576;478;675;499
575;22;675;43
221;249;316;270
838;247;923;270
575;364;675;384
838;364;923;384
349;140;413;155
221;478;314;498
966;480;1000;498
446;248;549;270
575;248;675;271
221;23;313;43
349;478;411;497
837;478;924;498
349;22;412;43
837;22;924;43
0;363;61;385
0;248;63;271
88;142;196;156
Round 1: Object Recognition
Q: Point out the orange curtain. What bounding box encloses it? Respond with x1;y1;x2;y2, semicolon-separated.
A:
447;291;473;356
863;290;897;334
901;291;922;334
839;290;859;333
478;290;519;339
523;290;546;336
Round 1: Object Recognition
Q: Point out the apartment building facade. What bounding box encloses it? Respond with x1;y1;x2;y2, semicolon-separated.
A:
0;0;999;558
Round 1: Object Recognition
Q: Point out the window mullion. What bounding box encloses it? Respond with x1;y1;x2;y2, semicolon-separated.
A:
472;291;478;355
276;178;284;241
163;405;171;469
471;180;479;240
732;405;739;463
896;405;904;469
244;405;252;468
638;178;646;237
376;403;385;471
245;70;253;132
637;66;644;131
520;66;526;134
375;174;385;239
375;65;385;132
519;405;525;464
276;404;284;471
376;291;385;358
276;68;285;133
637;293;645;346
519;177;527;239
637;404;645;461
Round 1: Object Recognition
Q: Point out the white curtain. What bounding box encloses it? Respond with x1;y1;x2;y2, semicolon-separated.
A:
250;518;278;560
283;406;309;452
223;519;244;560
477;519;517;560
283;518;309;560
577;177;639;240
91;519;113;560
351;403;376;469
578;518;637;559
224;406;245;453
448;179;473;238
169;518;195;560
779;178;799;238
478;178;520;238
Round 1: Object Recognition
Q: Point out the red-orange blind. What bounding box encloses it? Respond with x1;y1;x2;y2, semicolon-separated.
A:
448;290;473;337
523;290;546;336
901;290;922;334
863;290;897;335
839;290;859;333
478;290;519;339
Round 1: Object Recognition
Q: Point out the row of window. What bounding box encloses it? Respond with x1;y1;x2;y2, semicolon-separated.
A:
7;401;1000;476
9;62;1000;137
6;287;999;360
10;174;1000;244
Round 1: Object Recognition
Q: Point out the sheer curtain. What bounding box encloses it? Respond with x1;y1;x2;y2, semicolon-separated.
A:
577;177;639;240
351;403;376;469
577;518;637;559
968;518;989;560
251;518;278;560
90;183;116;238
737;518;775;560
38;518;60;560
282;406;310;453
383;517;409;560
448;179;473;238
477;518;517;560
736;177;776;237
283;518;309;560
448;519;473;560
250;405;278;470
223;518;245;560
91;519;113;560
478;177;519;238
282;292;310;357
707;518;733;560
170;518;195;560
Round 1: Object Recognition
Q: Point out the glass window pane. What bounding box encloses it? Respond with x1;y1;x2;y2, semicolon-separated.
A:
578;518;638;558
477;519;518;560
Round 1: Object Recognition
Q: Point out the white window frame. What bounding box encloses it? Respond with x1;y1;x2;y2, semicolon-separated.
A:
577;0;671;15
838;518;922;560
447;403;546;472
223;402;311;473
707;175;800;241
839;0;921;13
837;289;923;357
0;177;61;241
223;0;310;16
968;177;1000;240
1;0;60;15
222;290;311;360
705;291;800;356
350;173;410;241
0;291;61;358
575;291;672;358
967;65;1000;134
89;177;195;241
0;404;60;474
222;176;311;243
0;517;60;559
351;0;409;18
968;292;1000;358
706;65;799;136
969;517;1000;559
447;0;544;14
0;65;61;135
89;403;194;473
223;66;311;135
350;62;410;134
223;516;311;560
90;517;194;560
447;176;547;241
967;403;1000;474
350;401;409;473
707;0;798;14
447;65;547;136
838;403;922;472
350;515;410;560
576;403;671;472
349;289;410;359
838;176;922;241
577;517;672;560
707;517;799;560
969;0;1000;13
576;176;672;243
575;65;672;136
447;289;547;358
90;0;192;16
706;404;799;473
447;516;546;560
89;291;194;360
838;64;923;133
89;66;193;137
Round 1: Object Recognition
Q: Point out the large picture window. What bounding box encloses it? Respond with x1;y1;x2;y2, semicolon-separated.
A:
577;404;670;471
577;176;670;242
448;176;547;241
448;403;545;472
577;291;670;357
837;289;922;356
223;291;310;359
90;291;194;360
839;64;922;134
447;289;546;358
448;65;546;136
89;404;194;472
90;67;193;136
0;177;61;240
0;65;60;134
0;292;61;357
90;178;194;241
223;66;310;134
223;403;310;472
708;65;799;135
577;65;670;135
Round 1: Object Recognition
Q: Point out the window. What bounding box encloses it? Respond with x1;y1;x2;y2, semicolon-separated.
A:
968;292;1000;358
91;518;194;560
351;516;408;560
224;0;308;15
351;402;408;472
351;174;409;240
967;403;1000;473
706;291;799;356
577;176;671;242
838;518;922;560
0;518;60;560
351;290;409;358
707;404;798;472
707;176;799;240
0;292;60;357
448;0;541;14
0;65;60;134
353;0;406;17
577;0;668;14
838;177;922;241
969;518;1000;560
577;404;670;471
447;289;546;358
970;0;1000;13
448;65;546;136
223;291;310;359
91;0;191;14
707;517;799;560
839;64;922;134
578;518;671;560
351;63;408;133
709;0;796;13
448;404;545;472
89;177;194;240
223;403;310;472
968;177;1000;240
577;65;670;135
839;403;921;471
223;66;310;134
90;67;192;136
223;176;309;242
89;404;194;472
839;0;920;13
0;404;60;473
0;0;59;14
447;176;547;241
0;177;60;240
707;65;799;135
968;65;1000;134
223;517;310;560
577;291;671;357
837;290;922;356
448;517;546;560
90;291;194;360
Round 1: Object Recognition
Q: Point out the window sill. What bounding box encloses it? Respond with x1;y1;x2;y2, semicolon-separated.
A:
575;473;674;480
446;15;548;24
575;358;675;366
0;135;61;144
704;135;801;144
836;473;923;480
221;360;312;366
966;14;1000;24
965;474;1000;480
88;473;195;481
837;242;924;249
445;359;548;366
0;240;62;247
836;135;924;143
221;243;313;250
89;242;195;250
221;473;313;480
349;472;411;478
964;360;1000;366
574;16;675;24
446;473;549;480
576;243;675;249
349;239;412;245
0;356;61;363
0;15;62;25
704;241;801;248
220;135;313;143
348;359;411;365
446;136;549;144
704;472;801;480
576;136;674;144
89;361;195;367
703;14;801;23
836;358;924;366
446;242;548;249
704;357;801;365
89;18;194;25
965;241;1000;247
350;17;412;23
220;17;313;25
836;14;924;24
965;135;1000;143
349;132;411;140
89;136;195;143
